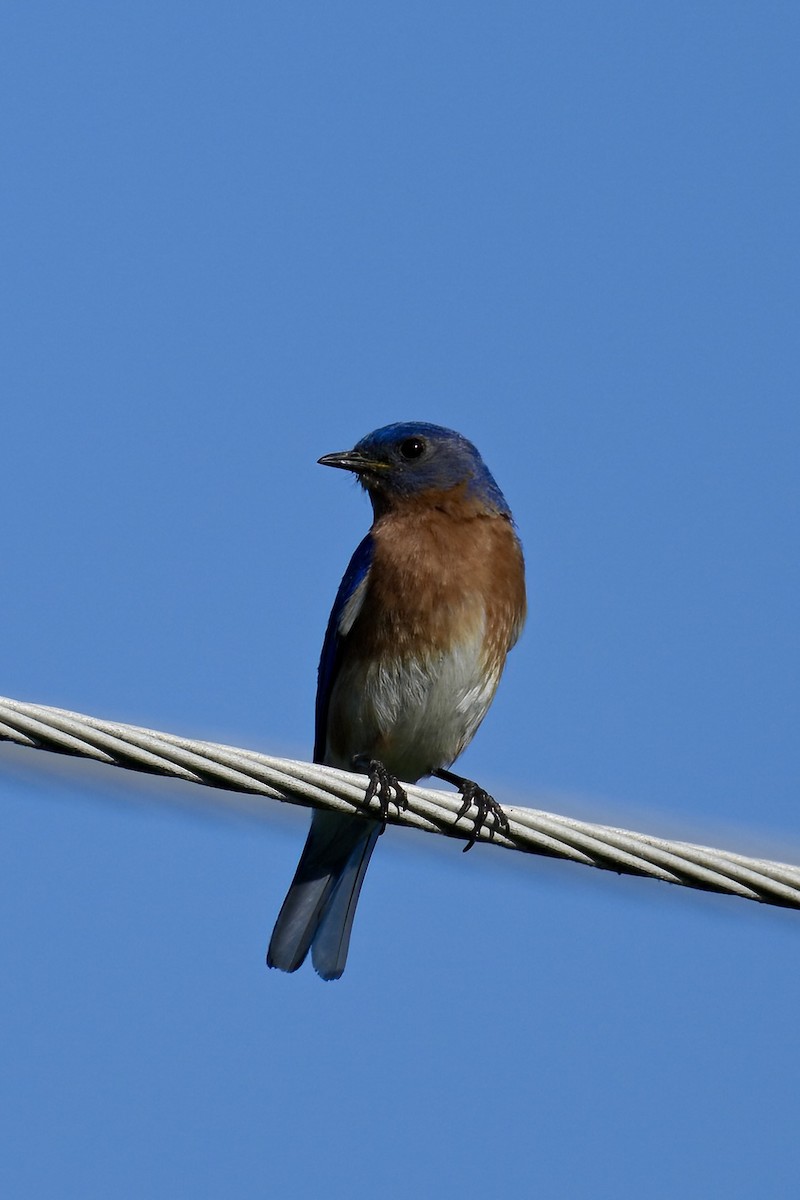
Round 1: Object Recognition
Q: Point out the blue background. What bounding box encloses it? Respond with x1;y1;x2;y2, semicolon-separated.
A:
1;4;798;1196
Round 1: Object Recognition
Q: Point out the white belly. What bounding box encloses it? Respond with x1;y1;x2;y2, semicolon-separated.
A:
325;621;500;782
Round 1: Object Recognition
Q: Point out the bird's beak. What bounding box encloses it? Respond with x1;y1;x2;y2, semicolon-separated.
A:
318;449;387;474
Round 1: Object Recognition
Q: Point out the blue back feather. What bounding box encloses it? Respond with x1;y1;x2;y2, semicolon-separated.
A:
314;533;373;762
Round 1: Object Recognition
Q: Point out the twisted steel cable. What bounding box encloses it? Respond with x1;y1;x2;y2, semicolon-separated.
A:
1;694;798;910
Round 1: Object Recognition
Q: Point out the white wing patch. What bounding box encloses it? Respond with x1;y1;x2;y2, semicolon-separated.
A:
337;572;370;638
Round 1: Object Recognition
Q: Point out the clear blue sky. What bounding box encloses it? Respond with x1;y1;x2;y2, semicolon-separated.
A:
1;4;798;1197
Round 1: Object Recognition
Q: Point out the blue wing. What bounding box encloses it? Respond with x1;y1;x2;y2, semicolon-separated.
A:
269;531;378;979
313;533;373;763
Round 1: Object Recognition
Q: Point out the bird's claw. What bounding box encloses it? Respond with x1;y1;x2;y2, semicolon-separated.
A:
353;756;408;824
455;782;510;852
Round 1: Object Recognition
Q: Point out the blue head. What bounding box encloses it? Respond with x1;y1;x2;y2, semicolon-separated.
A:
318;422;511;516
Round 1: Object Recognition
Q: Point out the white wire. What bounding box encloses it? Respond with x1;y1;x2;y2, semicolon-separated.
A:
1;693;798;910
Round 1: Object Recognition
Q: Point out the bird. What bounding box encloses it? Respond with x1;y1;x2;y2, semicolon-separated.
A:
267;422;526;980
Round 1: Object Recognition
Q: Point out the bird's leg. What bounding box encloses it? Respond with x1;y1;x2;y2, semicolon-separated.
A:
432;768;510;852
352;754;408;826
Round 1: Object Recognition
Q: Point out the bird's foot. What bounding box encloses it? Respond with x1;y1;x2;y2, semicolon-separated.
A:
352;755;408;824
434;769;510;852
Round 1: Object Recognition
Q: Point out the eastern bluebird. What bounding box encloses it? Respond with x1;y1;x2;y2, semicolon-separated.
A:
267;422;526;980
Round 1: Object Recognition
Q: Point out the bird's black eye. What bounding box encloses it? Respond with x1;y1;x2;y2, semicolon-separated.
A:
398;437;426;461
